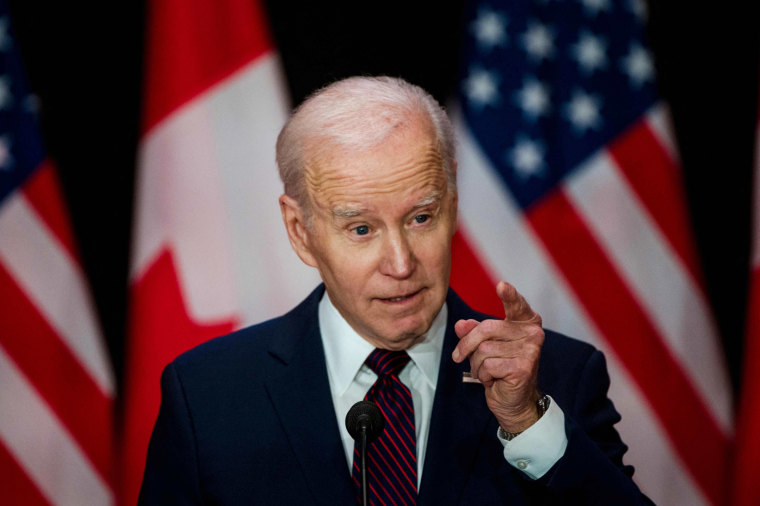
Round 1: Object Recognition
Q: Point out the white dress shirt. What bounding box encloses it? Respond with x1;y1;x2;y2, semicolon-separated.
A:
318;292;568;483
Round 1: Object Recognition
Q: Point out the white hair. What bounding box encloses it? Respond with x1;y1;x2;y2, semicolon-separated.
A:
275;76;456;214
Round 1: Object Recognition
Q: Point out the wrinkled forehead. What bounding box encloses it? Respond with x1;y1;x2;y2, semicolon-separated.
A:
303;120;447;211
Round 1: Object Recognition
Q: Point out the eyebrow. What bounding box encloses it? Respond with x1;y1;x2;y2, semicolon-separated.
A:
332;207;363;219
331;191;444;219
413;192;442;209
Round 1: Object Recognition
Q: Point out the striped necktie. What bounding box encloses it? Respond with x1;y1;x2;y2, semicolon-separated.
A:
352;348;417;505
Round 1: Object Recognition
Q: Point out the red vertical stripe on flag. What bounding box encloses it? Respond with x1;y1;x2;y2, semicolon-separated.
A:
0;263;113;483
142;0;274;134
528;189;729;505
733;268;760;505
0;442;50;506
608;121;704;290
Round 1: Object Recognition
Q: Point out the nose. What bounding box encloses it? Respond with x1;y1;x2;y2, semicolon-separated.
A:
379;231;415;279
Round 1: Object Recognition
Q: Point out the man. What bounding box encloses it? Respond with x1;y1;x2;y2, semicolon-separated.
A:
139;76;651;504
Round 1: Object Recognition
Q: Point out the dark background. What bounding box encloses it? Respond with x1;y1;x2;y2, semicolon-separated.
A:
6;1;760;398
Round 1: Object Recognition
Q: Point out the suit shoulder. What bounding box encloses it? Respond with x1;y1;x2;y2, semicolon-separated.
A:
543;328;597;361
181;321;268;359
168;316;280;381
540;328;599;374
538;328;609;403
171;285;324;373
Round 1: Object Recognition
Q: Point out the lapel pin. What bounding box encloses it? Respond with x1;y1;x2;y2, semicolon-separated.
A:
462;371;482;384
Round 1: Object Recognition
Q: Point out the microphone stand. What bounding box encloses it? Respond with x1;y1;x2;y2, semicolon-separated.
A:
361;426;368;506
346;401;383;506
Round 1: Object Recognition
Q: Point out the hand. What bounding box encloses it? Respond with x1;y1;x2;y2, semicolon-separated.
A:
452;281;545;433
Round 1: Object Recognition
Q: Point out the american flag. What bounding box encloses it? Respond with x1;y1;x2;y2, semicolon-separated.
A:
449;0;732;504
0;1;115;504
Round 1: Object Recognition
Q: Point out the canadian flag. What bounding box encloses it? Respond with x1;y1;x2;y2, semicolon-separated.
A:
120;0;317;503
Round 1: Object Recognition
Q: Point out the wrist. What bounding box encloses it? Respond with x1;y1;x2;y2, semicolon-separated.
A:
498;394;550;440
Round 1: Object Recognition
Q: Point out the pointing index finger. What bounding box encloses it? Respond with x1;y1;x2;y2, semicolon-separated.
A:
498;281;541;325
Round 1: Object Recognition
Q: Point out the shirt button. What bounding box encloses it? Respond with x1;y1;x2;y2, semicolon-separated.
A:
516;459;528;470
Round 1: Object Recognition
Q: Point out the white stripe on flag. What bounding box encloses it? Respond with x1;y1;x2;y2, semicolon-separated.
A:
565;150;732;433
0;344;113;506
0;194;114;395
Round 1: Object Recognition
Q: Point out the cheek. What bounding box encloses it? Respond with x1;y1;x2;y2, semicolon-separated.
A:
415;232;452;267
323;248;377;288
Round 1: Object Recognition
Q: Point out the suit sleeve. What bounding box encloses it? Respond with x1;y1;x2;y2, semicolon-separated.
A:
540;349;655;505
138;362;204;505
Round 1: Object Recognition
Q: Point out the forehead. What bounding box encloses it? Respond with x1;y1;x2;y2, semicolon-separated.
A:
304;120;447;212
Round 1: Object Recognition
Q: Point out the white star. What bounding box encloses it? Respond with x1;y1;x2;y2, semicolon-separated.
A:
628;0;648;21
564;90;603;133
621;43;654;87
521;21;555;62
463;67;501;109
471;8;508;50
0;77;12;109
581;0;611;16
0;136;13;171
572;31;608;75
0;18;10;51
509;137;546;179
515;78;550;121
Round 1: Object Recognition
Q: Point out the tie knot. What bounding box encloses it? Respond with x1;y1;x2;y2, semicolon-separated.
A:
366;349;411;377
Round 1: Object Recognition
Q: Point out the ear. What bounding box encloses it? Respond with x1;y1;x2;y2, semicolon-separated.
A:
449;161;459;233
279;194;319;268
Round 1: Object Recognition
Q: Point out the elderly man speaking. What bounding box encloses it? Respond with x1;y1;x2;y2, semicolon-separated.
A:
139;77;651;505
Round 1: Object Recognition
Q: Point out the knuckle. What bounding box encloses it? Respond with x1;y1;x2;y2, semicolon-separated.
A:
527;325;544;341
477;339;499;356
479;319;501;334
482;357;502;377
460;333;479;352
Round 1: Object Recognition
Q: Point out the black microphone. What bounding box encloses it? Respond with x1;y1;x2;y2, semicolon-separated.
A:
346;401;385;506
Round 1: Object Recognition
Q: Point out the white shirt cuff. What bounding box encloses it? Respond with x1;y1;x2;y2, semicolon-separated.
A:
497;395;568;479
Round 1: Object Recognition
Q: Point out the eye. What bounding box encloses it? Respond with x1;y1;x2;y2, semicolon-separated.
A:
414;214;430;224
353;225;370;236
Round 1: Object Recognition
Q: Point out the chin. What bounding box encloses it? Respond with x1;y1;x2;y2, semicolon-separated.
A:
389;319;433;347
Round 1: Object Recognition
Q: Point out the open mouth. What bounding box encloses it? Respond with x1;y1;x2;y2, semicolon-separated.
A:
379;289;422;303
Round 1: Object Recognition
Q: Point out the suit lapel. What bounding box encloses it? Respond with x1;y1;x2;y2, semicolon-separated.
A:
262;287;502;504
264;287;355;505
417;292;496;504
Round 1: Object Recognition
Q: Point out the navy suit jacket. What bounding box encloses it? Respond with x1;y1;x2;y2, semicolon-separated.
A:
139;285;651;504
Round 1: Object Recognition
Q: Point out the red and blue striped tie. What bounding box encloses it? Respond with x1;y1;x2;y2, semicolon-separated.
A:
352;349;417;505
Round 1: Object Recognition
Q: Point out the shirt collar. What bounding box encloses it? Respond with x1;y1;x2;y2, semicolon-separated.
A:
319;291;447;396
